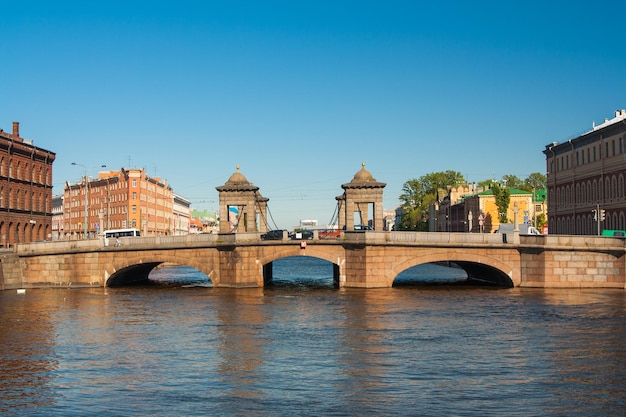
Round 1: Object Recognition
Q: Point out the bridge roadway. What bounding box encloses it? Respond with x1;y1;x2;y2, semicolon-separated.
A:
2;231;626;290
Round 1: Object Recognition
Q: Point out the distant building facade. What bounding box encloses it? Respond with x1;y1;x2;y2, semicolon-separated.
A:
190;209;218;234
62;168;177;238
431;184;544;233
544;109;626;234
51;194;63;240
173;193;191;235
0;122;55;246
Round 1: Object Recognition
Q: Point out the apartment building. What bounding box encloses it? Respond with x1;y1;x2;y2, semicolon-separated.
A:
51;194;63;240
0;122;56;246
544;109;626;234
173;193;191;235
62;167;182;238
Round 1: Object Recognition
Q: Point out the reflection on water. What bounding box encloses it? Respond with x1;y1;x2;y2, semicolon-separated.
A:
0;259;625;416
0;292;59;413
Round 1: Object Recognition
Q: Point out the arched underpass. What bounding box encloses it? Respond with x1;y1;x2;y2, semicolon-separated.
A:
263;256;340;288
107;263;212;287
454;261;514;287
107;262;161;287
393;262;513;288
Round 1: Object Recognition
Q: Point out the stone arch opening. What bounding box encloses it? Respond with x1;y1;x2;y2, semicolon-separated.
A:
394;262;469;286
393;261;514;288
148;264;213;287
107;262;162;287
454;261;514;287
107;262;213;287
262;256;340;288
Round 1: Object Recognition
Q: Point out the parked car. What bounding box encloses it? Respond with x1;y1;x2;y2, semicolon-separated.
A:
319;229;341;239
261;230;286;240
289;230;314;240
342;225;373;231
601;229;626;237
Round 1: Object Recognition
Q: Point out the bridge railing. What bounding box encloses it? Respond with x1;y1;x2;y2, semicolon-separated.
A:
15;231;624;256
122;233;219;248
103;232;264;248
385;231;504;245
14;233;224;254
16;238;104;254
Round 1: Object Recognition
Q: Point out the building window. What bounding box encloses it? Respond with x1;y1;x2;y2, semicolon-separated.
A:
132;192;137;200
132;179;137;187
132;205;137;213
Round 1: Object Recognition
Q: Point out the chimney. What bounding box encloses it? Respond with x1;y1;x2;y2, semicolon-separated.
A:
12;122;19;138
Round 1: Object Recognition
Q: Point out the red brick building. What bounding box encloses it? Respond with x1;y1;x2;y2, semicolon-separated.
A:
63;168;176;238
0;122;56;247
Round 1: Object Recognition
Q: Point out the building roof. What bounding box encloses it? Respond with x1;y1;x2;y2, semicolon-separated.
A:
478;187;534;196
216;166;260;192
341;162;386;189
546;109;626;152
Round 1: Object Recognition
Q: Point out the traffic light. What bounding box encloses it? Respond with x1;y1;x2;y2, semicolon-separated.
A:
600;209;606;221
592;209;597;221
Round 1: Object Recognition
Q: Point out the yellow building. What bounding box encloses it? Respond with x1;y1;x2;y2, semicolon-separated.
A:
433;185;543;233
462;188;536;233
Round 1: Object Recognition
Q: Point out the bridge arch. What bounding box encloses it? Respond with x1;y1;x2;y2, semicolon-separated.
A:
104;250;218;287
390;249;517;288
257;245;345;287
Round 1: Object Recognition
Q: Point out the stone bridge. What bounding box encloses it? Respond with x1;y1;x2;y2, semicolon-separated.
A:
1;231;625;290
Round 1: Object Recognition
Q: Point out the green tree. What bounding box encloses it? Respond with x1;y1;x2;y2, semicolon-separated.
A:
481;173;546;193
535;213;547;229
522;172;547;192
398;170;465;231
491;181;511;224
502;174;523;189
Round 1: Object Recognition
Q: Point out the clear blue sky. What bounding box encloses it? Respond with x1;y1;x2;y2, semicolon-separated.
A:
2;1;625;229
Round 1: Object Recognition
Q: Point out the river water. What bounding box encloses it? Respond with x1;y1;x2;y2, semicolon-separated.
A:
1;257;625;416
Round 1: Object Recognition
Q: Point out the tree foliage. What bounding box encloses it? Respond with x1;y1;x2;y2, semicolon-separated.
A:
501;174;523;189
398;170;465;231
491;181;511;223
522;172;546;191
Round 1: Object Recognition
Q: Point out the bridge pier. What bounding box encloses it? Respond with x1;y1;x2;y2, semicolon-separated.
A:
343;243;390;288
215;245;264;288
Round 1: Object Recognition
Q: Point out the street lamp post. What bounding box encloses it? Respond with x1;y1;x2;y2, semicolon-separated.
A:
72;162;106;239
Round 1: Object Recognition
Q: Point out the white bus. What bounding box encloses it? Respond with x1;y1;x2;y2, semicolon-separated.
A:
103;228;141;239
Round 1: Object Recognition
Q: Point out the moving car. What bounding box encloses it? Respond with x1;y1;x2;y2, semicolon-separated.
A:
289;230;314;240
342;225;373;231
261;230;287;240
